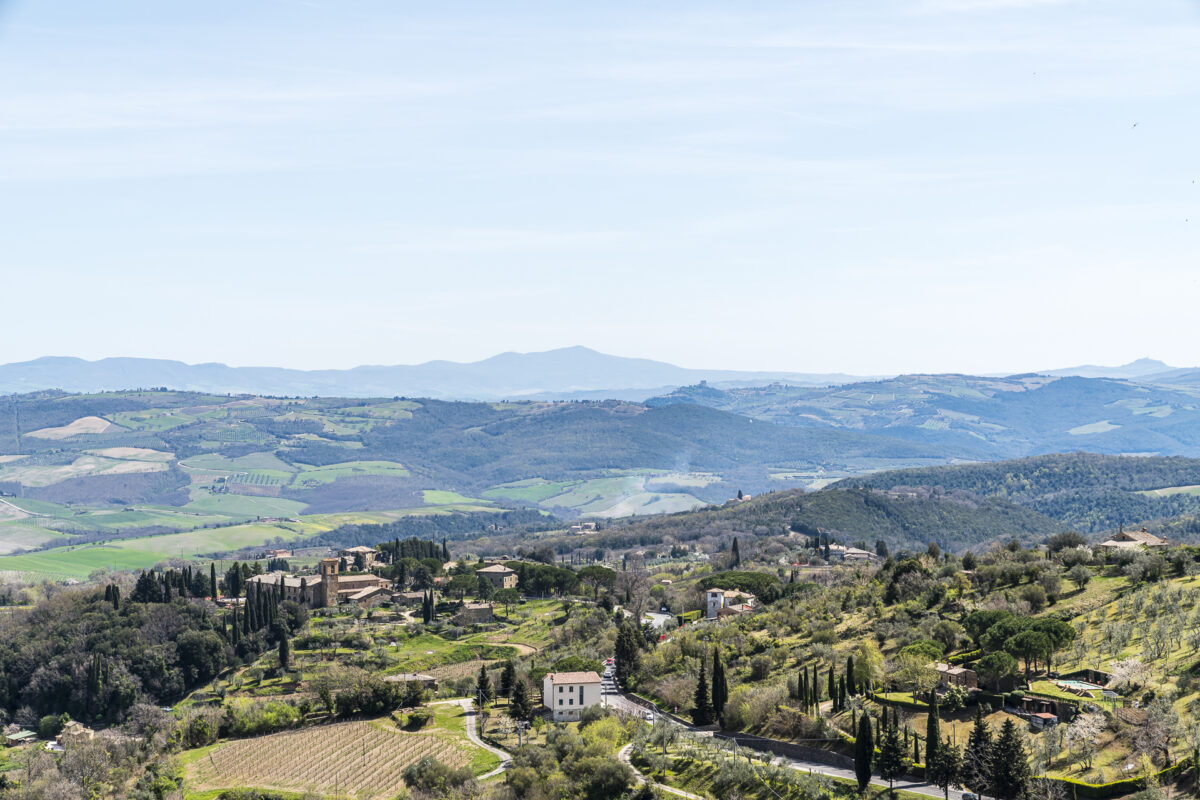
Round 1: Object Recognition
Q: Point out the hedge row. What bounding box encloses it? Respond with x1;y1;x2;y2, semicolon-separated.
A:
948;649;982;665
1044;760;1189;799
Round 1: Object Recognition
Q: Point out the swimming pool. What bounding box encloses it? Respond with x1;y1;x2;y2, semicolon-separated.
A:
1057;680;1103;691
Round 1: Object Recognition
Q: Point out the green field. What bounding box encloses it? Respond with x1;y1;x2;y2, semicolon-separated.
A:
182;490;309;517
290;460;410;486
0;522;68;554
1138;484;1200;497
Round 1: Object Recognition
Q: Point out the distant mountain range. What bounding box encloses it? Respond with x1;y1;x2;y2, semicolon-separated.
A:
0;348;871;400
0;349;1193;400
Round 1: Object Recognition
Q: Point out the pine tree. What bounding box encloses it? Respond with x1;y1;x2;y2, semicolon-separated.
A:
692;660;714;726
711;647;729;725
930;738;964;800
991;719;1030;800
279;634;291;671
501;660;516;700
510;679;531;722
877;710;909;790
963;706;994;798
855;709;874;791
925;693;941;768
847;655;857;696
476;663;494;705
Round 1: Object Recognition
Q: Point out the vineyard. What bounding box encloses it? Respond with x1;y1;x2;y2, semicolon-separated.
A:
187;720;475;798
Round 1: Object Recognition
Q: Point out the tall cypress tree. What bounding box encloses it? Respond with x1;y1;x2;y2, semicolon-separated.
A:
855;710;874;791
692;661;714;726
846;655;857;695
711;647;729;726
838;677;846;711
210;562;218;599
877;710;909;791
925;693;941;767
991;719;1030;800
731;537;741;567
279;633;291;671
812;664;821;706
963;706;994;799
828;667;836;707
476;663;494;705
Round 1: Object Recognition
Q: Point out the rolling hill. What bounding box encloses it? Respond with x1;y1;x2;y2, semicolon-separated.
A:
647;373;1200;460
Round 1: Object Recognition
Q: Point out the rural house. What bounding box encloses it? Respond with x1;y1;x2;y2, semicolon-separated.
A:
929;661;978;689
543;671;602;721
454;602;494;625
705;589;756;619
1098;527;1169;552
476;564;518;590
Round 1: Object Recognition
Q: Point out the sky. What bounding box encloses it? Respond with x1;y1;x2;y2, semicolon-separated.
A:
1;0;1198;375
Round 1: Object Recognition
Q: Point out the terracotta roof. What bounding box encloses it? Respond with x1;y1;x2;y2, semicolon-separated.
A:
545;671;602;684
477;564;516;574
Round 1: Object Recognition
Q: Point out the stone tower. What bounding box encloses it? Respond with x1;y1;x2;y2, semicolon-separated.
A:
319;557;339;608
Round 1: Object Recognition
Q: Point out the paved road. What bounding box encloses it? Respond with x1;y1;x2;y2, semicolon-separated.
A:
605;679;949;800
431;698;511;779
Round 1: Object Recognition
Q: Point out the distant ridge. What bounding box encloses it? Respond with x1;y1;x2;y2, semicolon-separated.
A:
1040;357;1174;379
0;347;872;400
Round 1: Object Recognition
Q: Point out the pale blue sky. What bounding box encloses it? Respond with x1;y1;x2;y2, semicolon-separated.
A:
1;0;1198;374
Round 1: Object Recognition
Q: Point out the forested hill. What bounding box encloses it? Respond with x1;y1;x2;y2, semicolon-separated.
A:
647;373;1200;460
502;487;1066;556
833;453;1200;533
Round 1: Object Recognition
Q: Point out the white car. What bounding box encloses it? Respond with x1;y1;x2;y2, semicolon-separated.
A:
644;710;655;721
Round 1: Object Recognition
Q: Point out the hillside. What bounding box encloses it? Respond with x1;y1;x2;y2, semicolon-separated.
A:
648;373;1200;460
0;389;966;578
834;452;1200;533
461;486;1066;556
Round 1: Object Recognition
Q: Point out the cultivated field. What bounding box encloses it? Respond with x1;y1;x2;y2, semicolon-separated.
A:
25;416;117;439
186;719;475;799
483;472;706;517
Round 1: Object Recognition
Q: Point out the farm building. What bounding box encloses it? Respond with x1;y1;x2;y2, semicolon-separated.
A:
543;671;602;722
476;564;518;590
454;602;494;625
4;730;35;747
57;721;95;746
1098;527;1169;552
930;662;978;689
382;673;438;692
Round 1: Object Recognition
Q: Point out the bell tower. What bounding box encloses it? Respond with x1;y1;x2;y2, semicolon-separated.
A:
319;557;339;607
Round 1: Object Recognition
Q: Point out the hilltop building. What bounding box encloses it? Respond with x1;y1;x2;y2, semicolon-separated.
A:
338;545;380;569
543;671;602;721
246;558;388;609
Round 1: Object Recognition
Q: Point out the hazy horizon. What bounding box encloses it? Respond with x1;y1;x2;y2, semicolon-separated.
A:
3;0;1198;374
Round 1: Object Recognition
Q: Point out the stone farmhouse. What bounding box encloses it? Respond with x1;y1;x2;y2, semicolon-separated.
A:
477;564;518;590
1098;527;1169;553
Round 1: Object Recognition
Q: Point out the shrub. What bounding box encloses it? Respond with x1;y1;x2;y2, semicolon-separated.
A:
405;708;433;729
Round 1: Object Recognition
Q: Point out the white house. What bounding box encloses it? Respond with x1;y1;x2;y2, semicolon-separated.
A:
705;589;756;619
542;671;602;721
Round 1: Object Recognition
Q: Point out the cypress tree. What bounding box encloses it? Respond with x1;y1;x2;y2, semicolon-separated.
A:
838;677;846;711
847;655;857;695
279;633;291;671
476;664;494;705
692;660;714;726
813;663;820;706
711;647;729;725
991;719;1030;800
510;679;531;722
877;710;909;791
104;585;112;604
828;667;836;706
501;660;516;699
914;737;921;764
963;706;994;799
855;709;874;791
731;537;741;567
925;693;941;768
798;668;807;703
112;585;120;611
